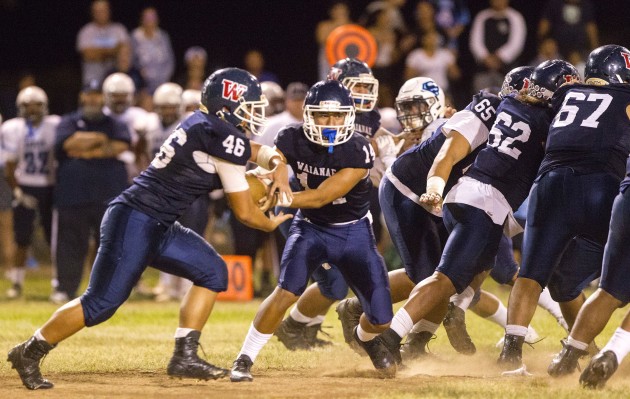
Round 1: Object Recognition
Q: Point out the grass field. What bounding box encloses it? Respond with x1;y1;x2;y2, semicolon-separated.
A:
1;266;630;398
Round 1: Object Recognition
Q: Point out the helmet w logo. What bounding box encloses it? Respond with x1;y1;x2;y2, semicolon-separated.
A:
622;52;630;69
222;79;247;102
422;81;440;97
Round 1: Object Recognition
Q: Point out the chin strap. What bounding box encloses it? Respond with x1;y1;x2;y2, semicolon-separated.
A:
322;128;337;154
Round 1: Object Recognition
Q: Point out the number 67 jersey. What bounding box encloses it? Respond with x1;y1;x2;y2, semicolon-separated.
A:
538;83;630;180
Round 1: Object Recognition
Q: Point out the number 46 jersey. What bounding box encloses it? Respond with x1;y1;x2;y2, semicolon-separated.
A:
539;83;630;180
115;110;251;225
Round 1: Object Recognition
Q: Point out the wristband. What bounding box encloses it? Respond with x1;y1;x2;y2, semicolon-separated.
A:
426;176;446;198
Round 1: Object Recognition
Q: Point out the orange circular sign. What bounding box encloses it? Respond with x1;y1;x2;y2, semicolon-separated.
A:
325;24;378;68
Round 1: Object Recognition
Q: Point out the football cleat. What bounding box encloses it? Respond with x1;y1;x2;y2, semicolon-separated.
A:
167;331;228;380
580;350;618;389
443;302;476;355
548;340;588;377
497;334;524;370
6;283;22;299
303;324;333;348
274;316;311;351
352;327;397;377
379;328;403;365
336;298;363;354
7;337;55;390
230;354;254;382
400;331;435;361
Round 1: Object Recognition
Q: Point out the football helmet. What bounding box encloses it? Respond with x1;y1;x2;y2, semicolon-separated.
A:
103;72;135;114
395;77;445;132
328;58;379;112
261;81;285;116
201;67;268;135
585;44;630;84
16;86;48;123
303;80;355;149
500;66;534;98
527;60;581;103
182;89;201;112
153;83;183;126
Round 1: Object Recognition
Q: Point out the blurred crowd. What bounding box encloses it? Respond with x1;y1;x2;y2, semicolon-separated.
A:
0;0;600;302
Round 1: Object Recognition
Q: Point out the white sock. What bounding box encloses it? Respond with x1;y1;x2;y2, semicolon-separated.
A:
602;327;630;364
356;325;378;342
238;323;273;363
486;302;508;327
174;327;196;338
390;308;414;339
306;315;325;327
410;319;439;334
505;324;529;337
34;328;48;343
7;267;26;284
537;287;564;321
290;306;313;324
450;286;475;311
567;336;589;351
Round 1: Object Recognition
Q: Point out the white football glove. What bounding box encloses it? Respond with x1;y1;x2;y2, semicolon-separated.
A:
375;135;405;158
12;187;38;210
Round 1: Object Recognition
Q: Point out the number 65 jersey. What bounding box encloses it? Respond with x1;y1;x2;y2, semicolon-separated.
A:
538;83;630;180
115;110;251;225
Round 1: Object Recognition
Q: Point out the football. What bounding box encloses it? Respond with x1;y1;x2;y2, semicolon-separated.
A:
245;172;269;203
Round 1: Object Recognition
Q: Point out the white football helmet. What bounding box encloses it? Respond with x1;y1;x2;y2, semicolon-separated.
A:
395;77;445;132
182;89;201;112
261;81;285;116
153;83;183;126
16;86;48;123
103;72;135;114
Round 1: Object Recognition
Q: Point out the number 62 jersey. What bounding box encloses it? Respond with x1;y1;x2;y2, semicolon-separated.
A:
114;110;251;225
538;83;630;180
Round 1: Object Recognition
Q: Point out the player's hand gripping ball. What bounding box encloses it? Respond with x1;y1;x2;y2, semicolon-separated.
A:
245;171;277;211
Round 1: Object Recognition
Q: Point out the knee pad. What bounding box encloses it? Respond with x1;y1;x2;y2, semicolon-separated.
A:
490;262;518;285
81;294;123;327
313;265;348;301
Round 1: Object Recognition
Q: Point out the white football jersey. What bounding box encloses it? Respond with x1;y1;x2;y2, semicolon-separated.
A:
0;115;60;186
145;113;182;159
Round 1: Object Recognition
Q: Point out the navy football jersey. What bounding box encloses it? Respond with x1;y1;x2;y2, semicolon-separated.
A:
539;83;630;179
391;91;501;196
275;126;374;225
621;157;630;192
114;110;251;225
354;109;381;139
466;96;553;209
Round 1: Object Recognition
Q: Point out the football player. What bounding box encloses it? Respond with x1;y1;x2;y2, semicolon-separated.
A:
376;59;580;366
7;67;293;390
503;44;630;379
230;80;396;382
1;86;60;299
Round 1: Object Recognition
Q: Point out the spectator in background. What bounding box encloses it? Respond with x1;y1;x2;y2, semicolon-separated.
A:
361;0;408;34
256;82;308;148
260;81;285;117
50;80;131;304
409;1;444;50
0;113;17;276
106;43;149;109
469;0;526;93
315;1;352;81
405;30;460;96
538;0;598;61
1;87;60;299
431;0;471;53
76;0;130;85
131;7;175;95
176;46;208;91
529;37;561;67
243;49;279;84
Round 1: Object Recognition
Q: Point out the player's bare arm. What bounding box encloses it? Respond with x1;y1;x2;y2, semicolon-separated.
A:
290;167;367;209
63;131;108;153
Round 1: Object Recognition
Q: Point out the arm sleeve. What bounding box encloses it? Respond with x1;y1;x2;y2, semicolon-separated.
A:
469;12;488;62
213;156;249;193
0;123;18;161
496;9;527;64
441;110;489;151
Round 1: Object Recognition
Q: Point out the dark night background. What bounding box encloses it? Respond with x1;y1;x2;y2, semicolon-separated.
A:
0;0;629;117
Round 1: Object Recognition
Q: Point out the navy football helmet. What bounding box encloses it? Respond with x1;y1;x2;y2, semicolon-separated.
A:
201;67;268;135
585;44;630;84
303;80;355;148
328;58;379;112
500;66;534;99
527;60;581;103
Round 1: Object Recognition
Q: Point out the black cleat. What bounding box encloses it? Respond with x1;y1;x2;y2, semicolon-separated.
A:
167;331;228;380
230;354;254;382
336;298;364;354
497;334;524;370
304;324;333;348
7;337;55;390
275;316;311;350
353;327;397;377
443;302;476;355
580;350;618;390
400;331;435;361
379;328;403;365
548;340;588;377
